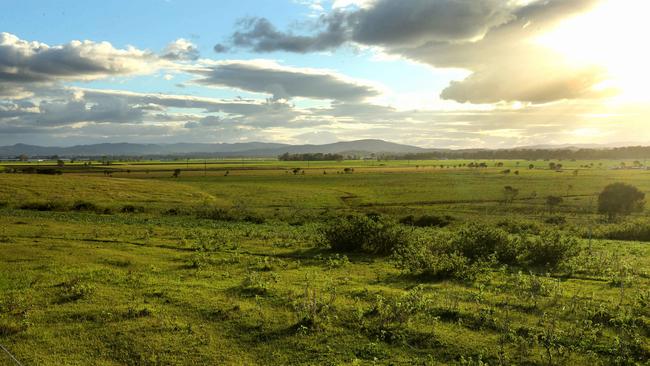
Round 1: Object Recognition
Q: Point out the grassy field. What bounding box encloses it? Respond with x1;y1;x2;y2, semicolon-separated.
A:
1;160;649;365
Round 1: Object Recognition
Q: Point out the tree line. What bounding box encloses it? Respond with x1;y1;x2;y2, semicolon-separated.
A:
278;152;344;161
387;146;650;161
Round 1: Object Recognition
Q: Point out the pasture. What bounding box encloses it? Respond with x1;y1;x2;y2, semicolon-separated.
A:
1;159;649;365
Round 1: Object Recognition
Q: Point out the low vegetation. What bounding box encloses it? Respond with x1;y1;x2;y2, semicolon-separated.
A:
0;158;648;365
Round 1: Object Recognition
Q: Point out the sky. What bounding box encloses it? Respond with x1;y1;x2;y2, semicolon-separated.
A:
1;0;649;148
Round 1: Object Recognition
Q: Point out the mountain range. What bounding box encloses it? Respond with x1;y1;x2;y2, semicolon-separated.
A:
0;139;427;158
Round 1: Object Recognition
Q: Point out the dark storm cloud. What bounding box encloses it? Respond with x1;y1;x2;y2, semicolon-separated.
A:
190;60;380;101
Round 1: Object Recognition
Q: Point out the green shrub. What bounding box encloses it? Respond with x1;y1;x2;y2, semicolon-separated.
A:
400;214;454;228
71;200;98;212
20;201;64;211
544;215;567;225
496;219;541;235
453;223;516;264
194;207;236;221
121;204;144;213
57;278;94;303
320;214;408;255
519;230;580;269
240;271;276;296
393;225;580;280
593;219;650;242
392;231;496;281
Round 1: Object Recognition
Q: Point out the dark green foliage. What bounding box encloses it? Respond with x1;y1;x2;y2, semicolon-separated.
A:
393;224;581;280
593;219;650;242
71;200;98;212
321;214;408;255
194;207;236;221
598;183;645;218
496;219;541;235
399;214;454;228
19;201;64;211
544;215;567;225
278;152;343;161
57;278;94;303
519;230;580;268
121;204;145;213
453;223;515;263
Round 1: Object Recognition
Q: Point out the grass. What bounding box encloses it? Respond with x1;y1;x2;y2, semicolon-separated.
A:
0;159;649;365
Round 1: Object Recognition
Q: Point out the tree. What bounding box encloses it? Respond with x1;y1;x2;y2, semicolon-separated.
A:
598;183;645;219
18;154;29;162
503;186;519;204
172;169;181;178
57;159;65;167
546;195;563;214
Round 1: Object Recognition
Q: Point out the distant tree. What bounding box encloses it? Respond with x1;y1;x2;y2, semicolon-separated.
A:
172;169;181;178
549;162;557;170
546;195;563;214
18;154;28;162
528;164;535;170
57;159;65;167
598;183;645;219
343;167;354;174
503;186;519;204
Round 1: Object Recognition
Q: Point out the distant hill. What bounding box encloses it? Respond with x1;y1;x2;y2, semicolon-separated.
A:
0;139;427;158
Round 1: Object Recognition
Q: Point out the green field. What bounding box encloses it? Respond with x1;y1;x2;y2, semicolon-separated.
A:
1;160;649;365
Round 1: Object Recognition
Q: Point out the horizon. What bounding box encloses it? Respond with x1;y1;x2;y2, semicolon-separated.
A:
3;138;650;153
2;0;650;148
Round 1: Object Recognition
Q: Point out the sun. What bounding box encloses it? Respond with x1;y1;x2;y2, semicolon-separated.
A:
535;0;650;102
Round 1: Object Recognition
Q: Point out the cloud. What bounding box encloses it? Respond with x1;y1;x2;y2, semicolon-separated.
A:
349;0;515;47
189;59;380;101
161;38;200;60
222;14;348;53
0;32;157;84
215;0;606;103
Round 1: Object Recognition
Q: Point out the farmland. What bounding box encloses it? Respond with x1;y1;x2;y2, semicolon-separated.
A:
1;159;649;365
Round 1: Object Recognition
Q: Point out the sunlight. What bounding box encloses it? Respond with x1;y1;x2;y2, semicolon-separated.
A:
536;0;650;102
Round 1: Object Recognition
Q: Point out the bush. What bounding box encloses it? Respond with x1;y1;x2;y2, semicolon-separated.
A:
544;215;567;225
593;219;650;242
121;204;145;213
496;219;541;235
519;230;580;268
71;200;98;212
392;230;497;281
194;207;237;221
393;224;581;280
57;278;94;303
19;201;64;211
399;214;454;228
320;214;408;255
452;223;517;264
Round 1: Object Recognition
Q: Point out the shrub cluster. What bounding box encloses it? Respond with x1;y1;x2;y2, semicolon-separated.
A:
393;223;580;281
592;219;650;242
399;214;454;228
320;214;408;255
